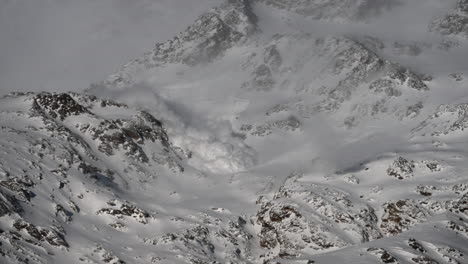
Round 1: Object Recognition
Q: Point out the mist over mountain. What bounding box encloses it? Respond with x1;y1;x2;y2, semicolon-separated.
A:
0;0;219;94
1;0;468;263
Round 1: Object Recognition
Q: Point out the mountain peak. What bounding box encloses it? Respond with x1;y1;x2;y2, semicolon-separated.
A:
103;0;259;90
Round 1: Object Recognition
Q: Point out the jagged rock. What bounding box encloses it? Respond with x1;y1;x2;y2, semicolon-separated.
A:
430;0;468;38
0;190;23;217
97;203;150;224
370;79;402;97
256;202;321;251
33;92;182;172
0;178;34;201
109;222;126;231
270;35;430;125
437;247;465;264
93;245;126;264
0;230;49;264
454;192;468;214
0;91;203;261
54;204;73;222
412;256;439;264
413;103;468;137
424;161;442;172
367;248;399;263
408;238;426;253
446;221;468;237
270;116;302;131
387;157;416;179
33;93;90;120
416;185;437;196
453;183;468;194
345;175;360;184
266;104;289;116
2;1;468;263
88;111;170;163
67;200;80;213
381;200;431;236
105;0;258;89
155;215;252;263
13;220;69;248
250;125;273;137
254;173;382;260
250;116;302;136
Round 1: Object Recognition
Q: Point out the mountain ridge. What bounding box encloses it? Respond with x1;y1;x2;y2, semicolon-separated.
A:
1;0;468;263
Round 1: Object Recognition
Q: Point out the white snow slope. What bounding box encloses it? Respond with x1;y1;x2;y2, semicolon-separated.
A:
1;0;468;263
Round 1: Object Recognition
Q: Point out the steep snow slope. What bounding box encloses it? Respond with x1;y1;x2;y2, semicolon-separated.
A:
1;0;468;263
1;91;468;264
0;92;257;263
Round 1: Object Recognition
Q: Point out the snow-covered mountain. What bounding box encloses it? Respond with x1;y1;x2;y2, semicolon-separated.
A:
1;0;468;263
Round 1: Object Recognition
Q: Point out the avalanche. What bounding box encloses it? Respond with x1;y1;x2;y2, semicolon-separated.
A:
1;0;468;263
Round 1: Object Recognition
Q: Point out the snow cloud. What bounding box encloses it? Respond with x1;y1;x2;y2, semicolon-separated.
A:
91;82;257;175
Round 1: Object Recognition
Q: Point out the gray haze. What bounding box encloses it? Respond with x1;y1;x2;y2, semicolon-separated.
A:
0;0;465;96
0;0;218;94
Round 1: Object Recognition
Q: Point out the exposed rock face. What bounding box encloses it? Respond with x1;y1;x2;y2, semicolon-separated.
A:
310;37;428;116
408;238;426;253
97;203;151;224
104;0;258;89
90;111;170;163
430;0;468;37
97;9;429;130
380;200;431;236
150;215;253;263
253;173;382;261
412;103;468;137
387;157;416;180
2;0;468;263
0;177;35;202
13;220;69;248
367;248;399;263
238;34;429;128
33;93;182;172
0;92;191;263
244;116;302;137
0;190;23;217
455;192;468;214
249;154;468;262
33;93;90;120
